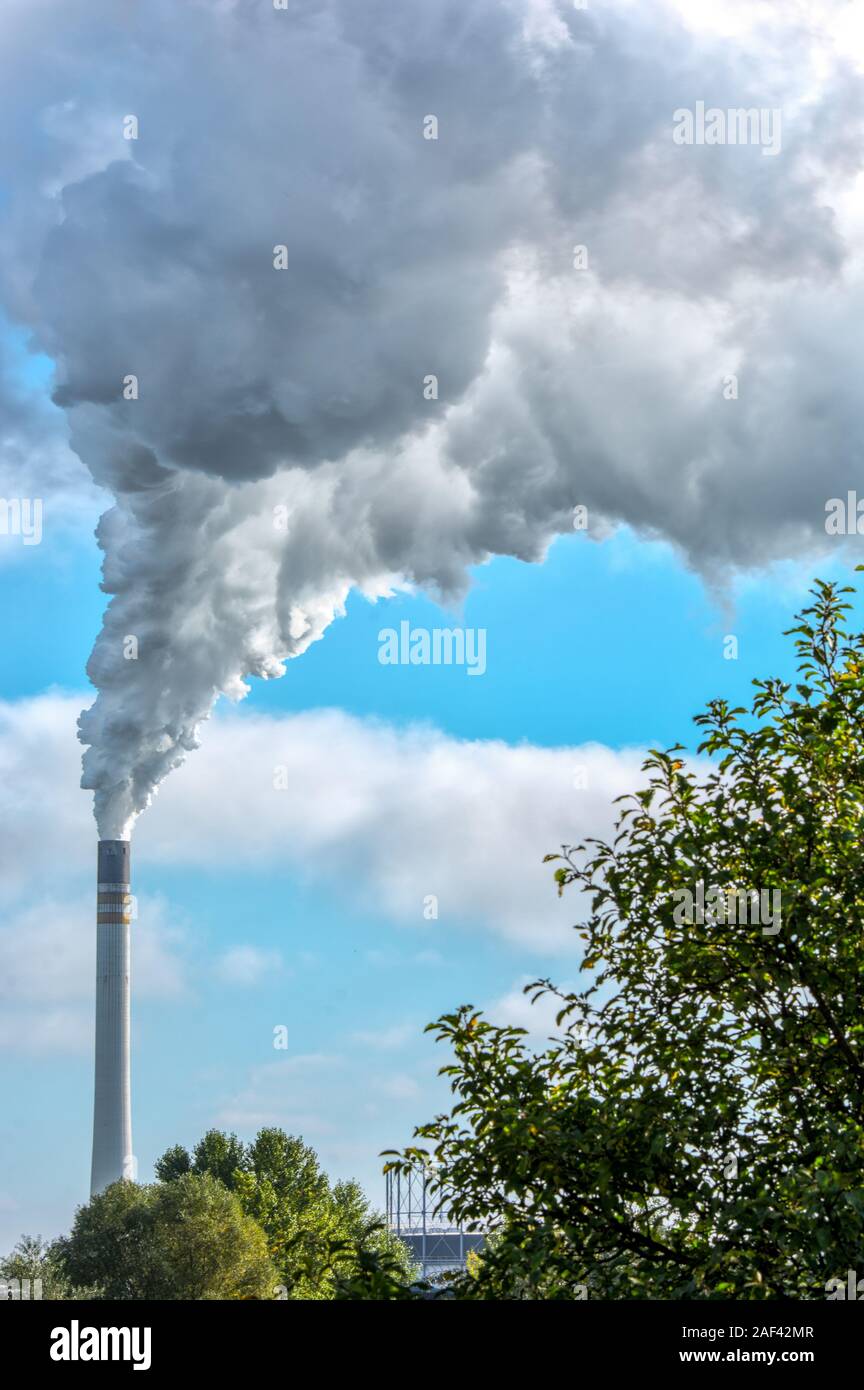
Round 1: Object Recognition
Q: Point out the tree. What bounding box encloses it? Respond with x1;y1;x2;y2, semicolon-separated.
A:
154;1143;191;1183
331;1179;419;1283
146;1173;278;1300
156;1127;415;1297
155;1130;248;1186
192;1130;248;1187
232;1130;338;1299
0;1234;92;1300
55;1173;277;1300
55;1180;157;1300
381;578;864;1299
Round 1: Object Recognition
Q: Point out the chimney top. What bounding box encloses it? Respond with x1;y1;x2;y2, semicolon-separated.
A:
97;839;131;884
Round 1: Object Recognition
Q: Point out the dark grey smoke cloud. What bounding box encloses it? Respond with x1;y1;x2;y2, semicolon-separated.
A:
1;0;862;834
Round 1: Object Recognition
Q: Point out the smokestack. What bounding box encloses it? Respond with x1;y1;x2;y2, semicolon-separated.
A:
90;839;133;1196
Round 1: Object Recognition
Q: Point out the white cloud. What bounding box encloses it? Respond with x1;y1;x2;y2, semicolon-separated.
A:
0;333;103;567
351;1024;416;1051
214;1055;340;1134
213;946;283;987
485;975;579;1048
0;890;187;1054
0;693;652;954
413;949;444;967
3;0;863;841
209;1048;443;1192
377;1074;422;1102
146;708;649;953
0;1007;91;1057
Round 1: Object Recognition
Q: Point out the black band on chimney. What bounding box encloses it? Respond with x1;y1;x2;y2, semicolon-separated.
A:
97;839;131;885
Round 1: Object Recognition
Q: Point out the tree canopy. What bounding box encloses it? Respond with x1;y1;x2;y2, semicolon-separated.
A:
55;1172;277;1300
8;1128;411;1300
157;1126;415;1298
0;1234;88;1300
18;581;864;1300
376;578;864;1299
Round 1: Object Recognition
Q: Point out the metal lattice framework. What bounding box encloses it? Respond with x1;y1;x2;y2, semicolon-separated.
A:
385;1166;484;1278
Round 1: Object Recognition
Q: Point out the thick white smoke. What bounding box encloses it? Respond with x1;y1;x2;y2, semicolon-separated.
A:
2;0;863;836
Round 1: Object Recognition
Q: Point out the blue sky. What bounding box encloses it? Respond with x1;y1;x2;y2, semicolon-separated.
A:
0;314;855;1247
3;464;849;750
2;0;863;1257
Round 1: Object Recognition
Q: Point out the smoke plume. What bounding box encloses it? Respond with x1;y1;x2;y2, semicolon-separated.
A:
2;0;863;835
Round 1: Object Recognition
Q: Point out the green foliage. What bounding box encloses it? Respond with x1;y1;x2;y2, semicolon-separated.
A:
156;1127;415;1298
329;1180;420;1291
144;1173;277;1300
192;1129;248;1187
375;579;864;1300
0;1234;94;1300
55;1180;156;1300
154;1143;191;1183
55;1173;277;1300
328;1226;433;1300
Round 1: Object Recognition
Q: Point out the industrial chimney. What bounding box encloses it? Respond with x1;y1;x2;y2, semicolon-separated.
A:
90;839;133;1196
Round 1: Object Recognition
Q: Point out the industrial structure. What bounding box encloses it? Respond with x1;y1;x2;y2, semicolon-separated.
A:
90;839;134;1196
386;1166;484;1279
